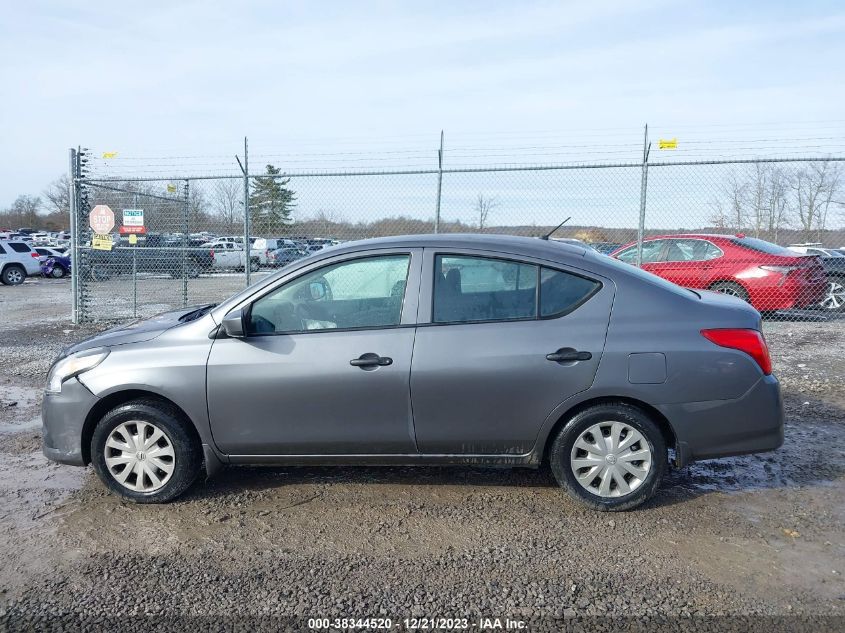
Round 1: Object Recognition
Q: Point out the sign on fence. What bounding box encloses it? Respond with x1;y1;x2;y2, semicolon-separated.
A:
89;205;115;234
122;209;144;227
92;234;114;251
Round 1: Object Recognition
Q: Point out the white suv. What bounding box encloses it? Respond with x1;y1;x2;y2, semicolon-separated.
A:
0;240;42;285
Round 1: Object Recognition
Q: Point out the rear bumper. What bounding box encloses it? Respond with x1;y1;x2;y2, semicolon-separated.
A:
748;277;827;310
42;378;98;466
657;374;784;466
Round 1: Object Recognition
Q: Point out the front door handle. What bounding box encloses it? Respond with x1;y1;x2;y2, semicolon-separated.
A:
546;348;592;363
350;353;393;368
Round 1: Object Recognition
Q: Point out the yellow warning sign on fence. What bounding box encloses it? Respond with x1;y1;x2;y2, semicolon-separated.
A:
102;152;118;159
166;183;177;193
658;138;678;150
92;234;114;251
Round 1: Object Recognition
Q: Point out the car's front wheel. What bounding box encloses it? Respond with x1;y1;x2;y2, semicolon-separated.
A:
91;399;202;503
549;403;667;511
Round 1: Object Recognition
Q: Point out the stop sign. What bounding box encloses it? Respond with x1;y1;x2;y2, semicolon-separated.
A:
89;205;115;234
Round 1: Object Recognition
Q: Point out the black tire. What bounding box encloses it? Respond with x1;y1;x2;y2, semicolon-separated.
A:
549;402;667;512
50;265;67;279
250;258;260;273
91;399;202;503
1;265;26;286
709;280;750;303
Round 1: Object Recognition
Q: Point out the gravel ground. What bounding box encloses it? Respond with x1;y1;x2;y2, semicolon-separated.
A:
0;278;843;631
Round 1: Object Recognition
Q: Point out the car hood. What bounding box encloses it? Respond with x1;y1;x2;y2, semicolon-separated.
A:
62;304;213;357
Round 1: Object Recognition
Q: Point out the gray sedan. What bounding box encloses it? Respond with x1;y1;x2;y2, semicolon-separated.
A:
42;234;783;510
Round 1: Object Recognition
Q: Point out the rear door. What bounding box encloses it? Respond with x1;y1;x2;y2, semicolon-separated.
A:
410;249;614;455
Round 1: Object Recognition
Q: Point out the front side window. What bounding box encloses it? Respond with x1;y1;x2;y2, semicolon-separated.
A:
248;255;410;334
617;240;664;264
664;239;722;262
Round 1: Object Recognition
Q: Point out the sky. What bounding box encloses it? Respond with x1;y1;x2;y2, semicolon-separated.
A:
2;0;845;217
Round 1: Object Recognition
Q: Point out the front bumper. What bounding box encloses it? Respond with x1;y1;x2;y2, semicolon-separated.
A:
657;374;784;466
42;377;99;466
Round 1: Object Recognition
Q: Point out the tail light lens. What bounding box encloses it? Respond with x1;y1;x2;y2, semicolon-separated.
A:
30;252;40;258
759;265;798;274
701;328;772;375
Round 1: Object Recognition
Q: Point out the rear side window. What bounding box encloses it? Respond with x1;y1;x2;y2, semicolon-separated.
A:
540;268;601;317
434;256;537;323
0;243;5;254
9;242;31;253
433;255;600;324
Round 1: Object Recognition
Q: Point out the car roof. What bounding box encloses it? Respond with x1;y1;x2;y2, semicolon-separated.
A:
324;233;589;258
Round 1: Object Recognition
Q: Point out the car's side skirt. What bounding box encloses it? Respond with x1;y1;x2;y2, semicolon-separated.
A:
226;452;541;467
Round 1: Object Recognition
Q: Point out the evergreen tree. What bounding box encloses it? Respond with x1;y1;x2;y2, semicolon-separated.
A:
248;164;296;234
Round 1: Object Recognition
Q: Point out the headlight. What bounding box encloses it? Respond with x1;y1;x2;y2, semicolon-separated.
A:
46;348;109;394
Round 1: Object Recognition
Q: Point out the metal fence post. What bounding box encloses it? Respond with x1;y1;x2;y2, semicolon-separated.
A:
68;148;79;324
636;124;651;267
434;130;444;234
243;137;251;286
132;192;138;318
183;180;190;307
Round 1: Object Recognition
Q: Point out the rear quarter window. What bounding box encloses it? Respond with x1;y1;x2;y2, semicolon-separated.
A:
540;268;601;317
9;243;32;253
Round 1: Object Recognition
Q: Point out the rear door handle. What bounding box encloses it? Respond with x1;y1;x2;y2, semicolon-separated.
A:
546;348;592;363
350;353;393;368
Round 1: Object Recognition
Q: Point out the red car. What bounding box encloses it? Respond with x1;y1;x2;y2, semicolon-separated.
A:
609;234;827;312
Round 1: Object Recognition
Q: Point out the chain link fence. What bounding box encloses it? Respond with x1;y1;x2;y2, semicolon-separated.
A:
70;150;845;326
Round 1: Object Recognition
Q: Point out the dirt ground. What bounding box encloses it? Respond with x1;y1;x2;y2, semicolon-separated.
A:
0;277;843;631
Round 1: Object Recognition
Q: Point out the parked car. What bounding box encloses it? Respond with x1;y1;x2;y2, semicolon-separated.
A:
34;246;68;261
84;235;214;281
589;242;623;255
0;239;42;285
609;234;827;313
42;234;783;510
208;242;260;272
253;237;299;266
268;246;308;267
41;253;72;279
787;244;845;311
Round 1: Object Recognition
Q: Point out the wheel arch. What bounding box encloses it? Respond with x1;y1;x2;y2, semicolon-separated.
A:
540;396;677;466
81;389;202;464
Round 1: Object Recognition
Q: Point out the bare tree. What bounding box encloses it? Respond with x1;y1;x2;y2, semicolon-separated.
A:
764;166;790;242
210;179;243;234
475;194;499;230
792;160;842;240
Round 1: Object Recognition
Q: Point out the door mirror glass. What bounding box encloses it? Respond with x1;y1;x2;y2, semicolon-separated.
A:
222;308;246;338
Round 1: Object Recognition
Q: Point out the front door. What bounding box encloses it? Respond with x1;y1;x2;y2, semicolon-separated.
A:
410;250;614;455
207;250;421;455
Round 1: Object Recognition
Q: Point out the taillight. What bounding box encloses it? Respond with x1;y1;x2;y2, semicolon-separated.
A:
30;252;40;258
210;249;215;260
759;265;798;274
701;328;772;375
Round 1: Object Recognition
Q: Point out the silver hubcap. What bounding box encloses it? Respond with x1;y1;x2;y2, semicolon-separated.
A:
7;270;22;283
104;421;175;492
570;421;652;498
820;280;844;310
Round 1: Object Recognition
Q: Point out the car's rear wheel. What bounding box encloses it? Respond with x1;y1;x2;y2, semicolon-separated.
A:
710;281;750;303
1;265;26;285
549;403;667;511
91;400;202;503
819;276;845;312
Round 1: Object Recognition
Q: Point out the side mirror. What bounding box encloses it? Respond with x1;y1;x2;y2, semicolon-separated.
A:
221;308;246;338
